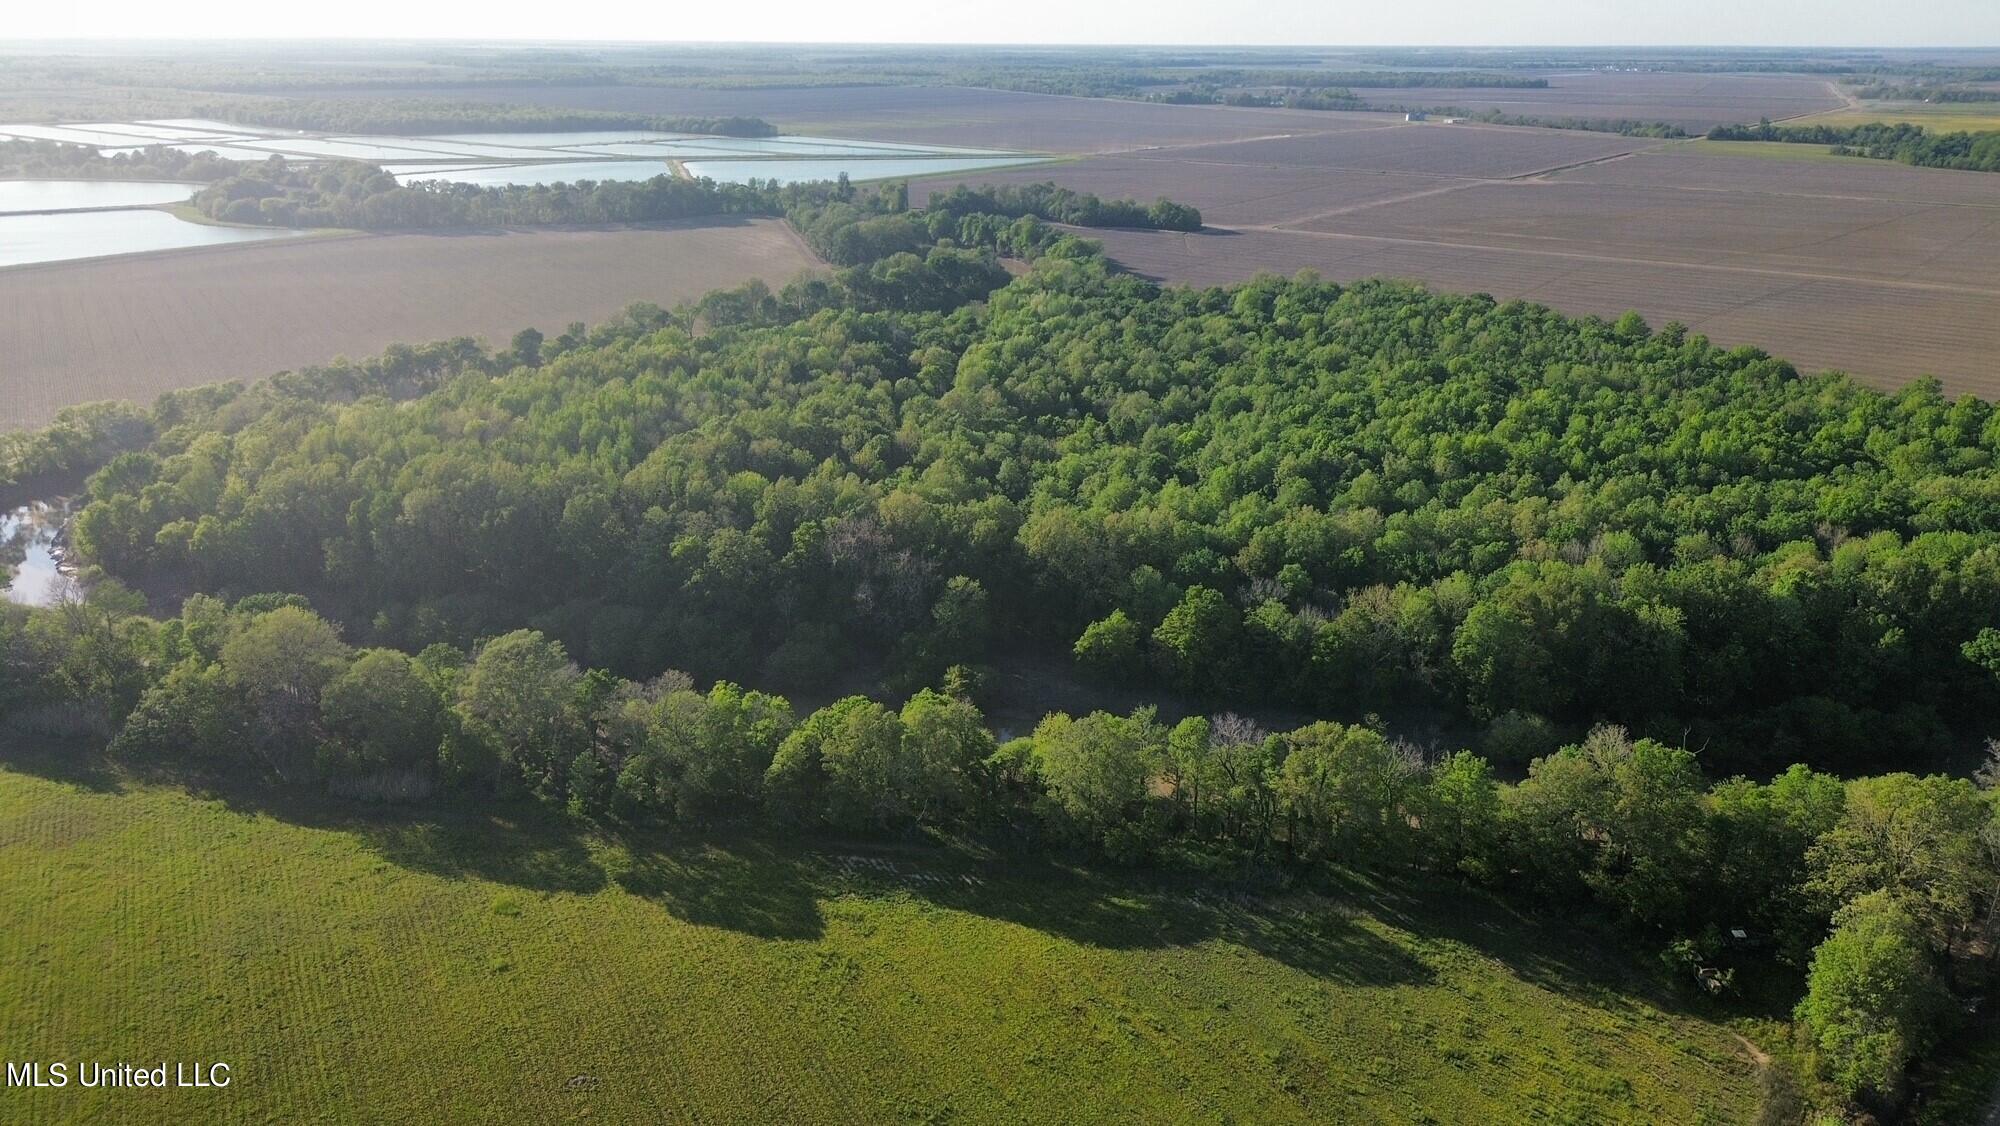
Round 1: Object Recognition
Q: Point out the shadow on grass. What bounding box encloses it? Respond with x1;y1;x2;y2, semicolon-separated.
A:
0;731;127;794
602;831;827;941
809;845;1436;988
0;744;1751;1014
158;766;831;939
360;811;609;895
1342;870;1772;1027
165;774;612;895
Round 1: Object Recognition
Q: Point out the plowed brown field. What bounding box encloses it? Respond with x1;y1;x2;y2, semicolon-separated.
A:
0;218;821;430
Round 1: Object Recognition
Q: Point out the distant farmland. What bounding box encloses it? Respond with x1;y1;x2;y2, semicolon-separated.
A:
8;83;1994;426
0;218;820;430
321;82;1411;155
915;127;2000;397
1347;72;1847;132
0;765;1763;1124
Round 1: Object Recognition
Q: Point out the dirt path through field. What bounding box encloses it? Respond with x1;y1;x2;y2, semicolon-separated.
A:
1731;1033;1772;1067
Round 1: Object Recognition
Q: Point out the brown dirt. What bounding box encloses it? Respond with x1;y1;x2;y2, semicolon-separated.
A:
908;123;2000;397
0;217;822;430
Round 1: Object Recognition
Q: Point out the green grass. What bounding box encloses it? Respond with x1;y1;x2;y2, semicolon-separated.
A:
0;763;1763;1124
1791;103;2000;134
1672;138;1863;164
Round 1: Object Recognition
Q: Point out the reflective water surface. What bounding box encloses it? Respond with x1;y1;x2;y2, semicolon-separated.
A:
0;209;297;268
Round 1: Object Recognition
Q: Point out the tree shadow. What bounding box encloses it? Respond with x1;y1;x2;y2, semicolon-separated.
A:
0;744;1761;1018
0;731;127;794
1345;871;1737;1023
816;846;1437;988
601;829;827;941
356;811;609;895
183;776;610;895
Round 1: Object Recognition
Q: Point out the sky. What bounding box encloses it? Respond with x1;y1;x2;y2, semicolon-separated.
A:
5;0;1996;47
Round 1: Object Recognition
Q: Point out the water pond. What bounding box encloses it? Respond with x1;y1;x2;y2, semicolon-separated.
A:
0;180;198;214
237;137;482;161
137;118;287;137
2;500;75;608
0;209;298;269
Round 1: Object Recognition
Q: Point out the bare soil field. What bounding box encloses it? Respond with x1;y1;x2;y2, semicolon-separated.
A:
1134;123;1655;178
1557;147;2000;206
0;218;820;430
911;124;1660;227
1351;71;1846;131
331;84;1404;155
1295;179;2000;290
1092;224;2000;397
916;115;2000;396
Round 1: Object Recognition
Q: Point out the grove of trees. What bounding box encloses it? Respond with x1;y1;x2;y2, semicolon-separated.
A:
0;138;241;180
187;161;1204;236
51;242;2000;779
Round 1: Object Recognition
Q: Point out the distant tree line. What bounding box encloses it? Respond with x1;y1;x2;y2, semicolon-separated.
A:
1145;88;1369;112
1709;119;2000;172
189;162;1203;237
924;182;1201;231
190;160;776;229
1394;109;1689;138
1709;120;1929;145
0;139;240;181
1190;69;1550;90
1848;82;2000;103
958;67;1544;101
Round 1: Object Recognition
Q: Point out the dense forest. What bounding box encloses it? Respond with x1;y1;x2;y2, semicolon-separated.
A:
1709;119;2000;172
5;491;1997;1124
30;222;1999;779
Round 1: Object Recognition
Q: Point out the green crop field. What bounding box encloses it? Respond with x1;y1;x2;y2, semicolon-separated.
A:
1672;138;1864;163
0;759;1763;1124
1791;103;2000;133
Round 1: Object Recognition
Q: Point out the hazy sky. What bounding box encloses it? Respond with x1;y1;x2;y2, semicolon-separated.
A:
7;0;1996;47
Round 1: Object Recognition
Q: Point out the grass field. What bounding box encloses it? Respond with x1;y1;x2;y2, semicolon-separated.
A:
0;761;1764;1124
1673;138;1861;163
1791;102;2000;133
